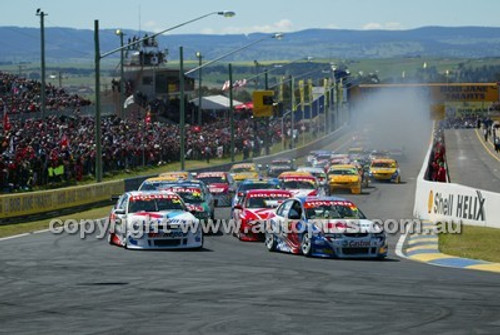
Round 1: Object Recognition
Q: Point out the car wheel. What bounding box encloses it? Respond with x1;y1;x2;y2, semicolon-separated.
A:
395;176;401;184
265;232;277;252
301;233;313;257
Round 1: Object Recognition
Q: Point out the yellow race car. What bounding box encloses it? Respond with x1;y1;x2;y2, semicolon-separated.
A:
158;171;192;181
229;163;260;183
327;164;362;194
369;158;401;183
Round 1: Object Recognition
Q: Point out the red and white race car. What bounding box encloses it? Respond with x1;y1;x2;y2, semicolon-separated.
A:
195;171;237;207
277;172;323;197
232;189;293;241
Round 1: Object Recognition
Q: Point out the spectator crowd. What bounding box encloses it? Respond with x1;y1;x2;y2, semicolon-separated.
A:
1;71;91;116
0;72;291;193
426;127;448;183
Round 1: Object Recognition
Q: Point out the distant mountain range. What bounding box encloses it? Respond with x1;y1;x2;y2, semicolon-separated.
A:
2;26;500;63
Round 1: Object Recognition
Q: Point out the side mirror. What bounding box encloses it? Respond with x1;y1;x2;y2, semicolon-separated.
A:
114;208;126;215
233;204;243;210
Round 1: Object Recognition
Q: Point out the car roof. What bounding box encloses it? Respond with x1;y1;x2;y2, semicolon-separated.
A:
241;177;279;184
297;167;325;173
197;171;227;177
126;190;178;197
232;163;256;168
278;171;313;177
245;189;292;196
329;164;357;170
295;195;353;204
372;158;397;163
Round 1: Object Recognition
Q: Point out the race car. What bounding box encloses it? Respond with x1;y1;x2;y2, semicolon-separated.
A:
162;184;215;221
229;163;260;183
108;191;203;250
158;171;193;181
264;196;387;259
327;164;362;194
231;177;282;208
195;171;237;207
296;166;328;189
277;171;322;197
232;189;293;241
369;158;401;183
306;150;333;166
266;159;295;178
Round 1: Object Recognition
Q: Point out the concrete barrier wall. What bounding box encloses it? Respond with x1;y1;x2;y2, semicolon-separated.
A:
0;180;124;221
413;131;500;228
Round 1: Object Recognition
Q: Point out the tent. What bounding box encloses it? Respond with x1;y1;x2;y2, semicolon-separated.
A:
190;95;243;110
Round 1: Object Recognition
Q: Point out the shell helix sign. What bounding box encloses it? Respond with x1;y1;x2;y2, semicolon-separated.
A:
252;90;274;118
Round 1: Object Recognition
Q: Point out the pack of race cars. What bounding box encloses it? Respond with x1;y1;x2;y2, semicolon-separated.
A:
108;148;401;259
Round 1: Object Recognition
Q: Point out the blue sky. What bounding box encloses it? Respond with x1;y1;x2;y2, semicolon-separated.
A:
4;0;500;33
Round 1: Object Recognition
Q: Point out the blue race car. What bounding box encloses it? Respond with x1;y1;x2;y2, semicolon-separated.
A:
264;196;387;259
231;177;281;208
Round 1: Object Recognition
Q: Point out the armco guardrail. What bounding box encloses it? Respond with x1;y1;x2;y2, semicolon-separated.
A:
413;129;500;228
0;180;124;222
0;125;347;223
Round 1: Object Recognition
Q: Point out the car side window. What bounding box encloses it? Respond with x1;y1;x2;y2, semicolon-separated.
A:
277;200;293;218
118;195;128;211
288;200;303;220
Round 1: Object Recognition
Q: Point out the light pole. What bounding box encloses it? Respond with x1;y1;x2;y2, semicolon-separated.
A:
93;10;235;182
180;46;186;170
184;32;283;163
36;9;47;119
196;51;203;125
115;29;125;118
290;75;295;149
229;63;235;162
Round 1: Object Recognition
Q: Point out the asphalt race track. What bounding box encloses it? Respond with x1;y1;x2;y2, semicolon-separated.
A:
1;138;500;335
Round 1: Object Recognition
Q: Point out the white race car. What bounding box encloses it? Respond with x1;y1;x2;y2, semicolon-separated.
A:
108;191;203;250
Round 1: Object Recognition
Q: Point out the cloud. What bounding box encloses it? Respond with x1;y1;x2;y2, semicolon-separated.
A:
326;24;340;29
202;19;294;35
362;22;404;30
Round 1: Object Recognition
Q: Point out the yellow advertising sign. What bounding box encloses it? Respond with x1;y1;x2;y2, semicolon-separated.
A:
252;90;274;118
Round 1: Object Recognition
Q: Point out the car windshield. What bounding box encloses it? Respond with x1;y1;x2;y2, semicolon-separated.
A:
198;176;226;184
172;190;204;204
128;198;185;213
282;180;315;189
139;182;174;191
372;162;396;168
239;183;278;191
246;196;289;209
329;169;357;176
305;203;366;219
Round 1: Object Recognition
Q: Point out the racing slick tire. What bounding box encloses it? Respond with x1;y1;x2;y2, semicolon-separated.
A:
301;233;313;257
265;232;277;252
395;176;401;184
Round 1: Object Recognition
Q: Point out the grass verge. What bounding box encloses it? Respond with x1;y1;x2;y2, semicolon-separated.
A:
439;225;500;263
0;205;111;239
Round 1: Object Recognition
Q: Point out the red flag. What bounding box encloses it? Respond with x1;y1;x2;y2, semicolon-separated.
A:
145;111;151;124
